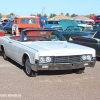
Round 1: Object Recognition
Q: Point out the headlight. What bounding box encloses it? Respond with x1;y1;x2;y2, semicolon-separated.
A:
39;56;52;63
82;55;92;61
82;55;87;60
87;55;92;61
46;57;51;62
40;57;45;63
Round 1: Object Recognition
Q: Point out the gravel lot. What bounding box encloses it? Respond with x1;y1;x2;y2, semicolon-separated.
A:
0;52;100;100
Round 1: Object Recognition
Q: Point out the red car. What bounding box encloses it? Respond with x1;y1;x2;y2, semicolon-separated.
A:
90;15;100;23
0;29;5;36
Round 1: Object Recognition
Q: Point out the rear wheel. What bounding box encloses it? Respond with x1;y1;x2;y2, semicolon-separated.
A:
73;67;85;74
24;57;37;77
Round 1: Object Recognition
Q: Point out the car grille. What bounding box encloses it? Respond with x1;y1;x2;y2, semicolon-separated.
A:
84;27;92;31
53;55;82;63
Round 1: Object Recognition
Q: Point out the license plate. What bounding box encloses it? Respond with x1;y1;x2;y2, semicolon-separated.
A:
42;65;49;68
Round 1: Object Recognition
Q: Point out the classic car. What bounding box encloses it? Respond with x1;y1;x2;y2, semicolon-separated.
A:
44;20;62;29
59;19;92;41
0;28;96;77
60;19;93;32
0;29;5;36
61;31;90;41
12;16;40;36
70;30;100;57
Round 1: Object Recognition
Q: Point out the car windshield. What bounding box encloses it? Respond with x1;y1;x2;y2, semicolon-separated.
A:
21;30;66;42
80;21;86;24
93;31;100;39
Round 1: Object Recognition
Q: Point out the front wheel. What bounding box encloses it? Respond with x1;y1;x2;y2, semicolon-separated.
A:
73;67;85;74
24;57;37;77
2;50;8;60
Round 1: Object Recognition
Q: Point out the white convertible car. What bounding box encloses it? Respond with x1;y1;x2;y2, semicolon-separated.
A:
0;28;96;77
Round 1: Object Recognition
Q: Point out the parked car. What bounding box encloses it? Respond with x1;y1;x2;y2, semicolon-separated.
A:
70;30;100;57
0;29;5;36
0;28;96;77
12;16;40;36
2;18;14;34
60;31;90;41
44;20;62;29
75;20;93;31
59;19;92;41
60;19;93;32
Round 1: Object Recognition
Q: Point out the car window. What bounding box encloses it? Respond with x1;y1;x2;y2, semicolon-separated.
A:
48;21;54;24
47;21;59;24
21;18;37;24
21;30;66;42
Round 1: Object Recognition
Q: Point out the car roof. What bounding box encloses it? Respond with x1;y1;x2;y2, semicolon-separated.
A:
15;16;39;18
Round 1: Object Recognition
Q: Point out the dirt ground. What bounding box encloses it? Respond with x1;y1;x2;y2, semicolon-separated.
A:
0;53;100;100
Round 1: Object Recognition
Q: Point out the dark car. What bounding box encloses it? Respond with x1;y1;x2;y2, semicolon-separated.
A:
61;31;91;41
70;30;100;57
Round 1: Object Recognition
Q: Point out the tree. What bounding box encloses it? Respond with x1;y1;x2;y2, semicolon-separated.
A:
61;12;64;15
30;14;36;16
49;13;56;18
43;14;47;18
6;14;11;18
71;14;78;17
37;13;42;17
9;13;15;17
85;14;96;18
0;13;2;18
10;13;15;16
66;13;70;16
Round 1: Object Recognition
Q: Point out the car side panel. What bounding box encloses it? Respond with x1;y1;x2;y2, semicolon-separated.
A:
71;38;100;56
1;37;38;66
8;41;38;66
1;37;12;57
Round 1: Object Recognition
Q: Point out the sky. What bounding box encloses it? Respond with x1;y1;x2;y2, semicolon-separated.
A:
0;0;100;16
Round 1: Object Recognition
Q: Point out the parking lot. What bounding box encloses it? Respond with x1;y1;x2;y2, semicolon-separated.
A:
0;52;100;100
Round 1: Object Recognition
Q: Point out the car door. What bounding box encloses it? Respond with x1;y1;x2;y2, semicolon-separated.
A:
3;37;13;57
71;37;99;56
98;42;100;56
93;31;100;56
8;39;26;64
9;40;18;61
86;39;99;56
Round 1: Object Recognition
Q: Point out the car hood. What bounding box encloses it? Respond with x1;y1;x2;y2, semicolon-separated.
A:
78;24;92;27
23;41;95;57
59;20;78;31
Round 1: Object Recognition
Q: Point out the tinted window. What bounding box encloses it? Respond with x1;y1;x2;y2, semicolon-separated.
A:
96;16;100;20
80;21;86;24
21;18;37;24
54;21;59;24
48;21;54;24
48;21;59;24
94;32;100;39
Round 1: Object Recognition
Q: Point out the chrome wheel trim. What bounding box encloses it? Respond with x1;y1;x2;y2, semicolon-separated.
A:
25;59;31;75
3;52;7;59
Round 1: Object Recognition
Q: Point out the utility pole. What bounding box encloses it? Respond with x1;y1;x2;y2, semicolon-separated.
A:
42;7;45;16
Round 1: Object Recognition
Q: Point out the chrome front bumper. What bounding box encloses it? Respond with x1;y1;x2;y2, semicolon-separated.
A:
31;58;96;72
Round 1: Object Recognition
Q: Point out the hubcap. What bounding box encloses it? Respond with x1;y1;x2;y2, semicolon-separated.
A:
3;52;6;59
25;59;31;74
